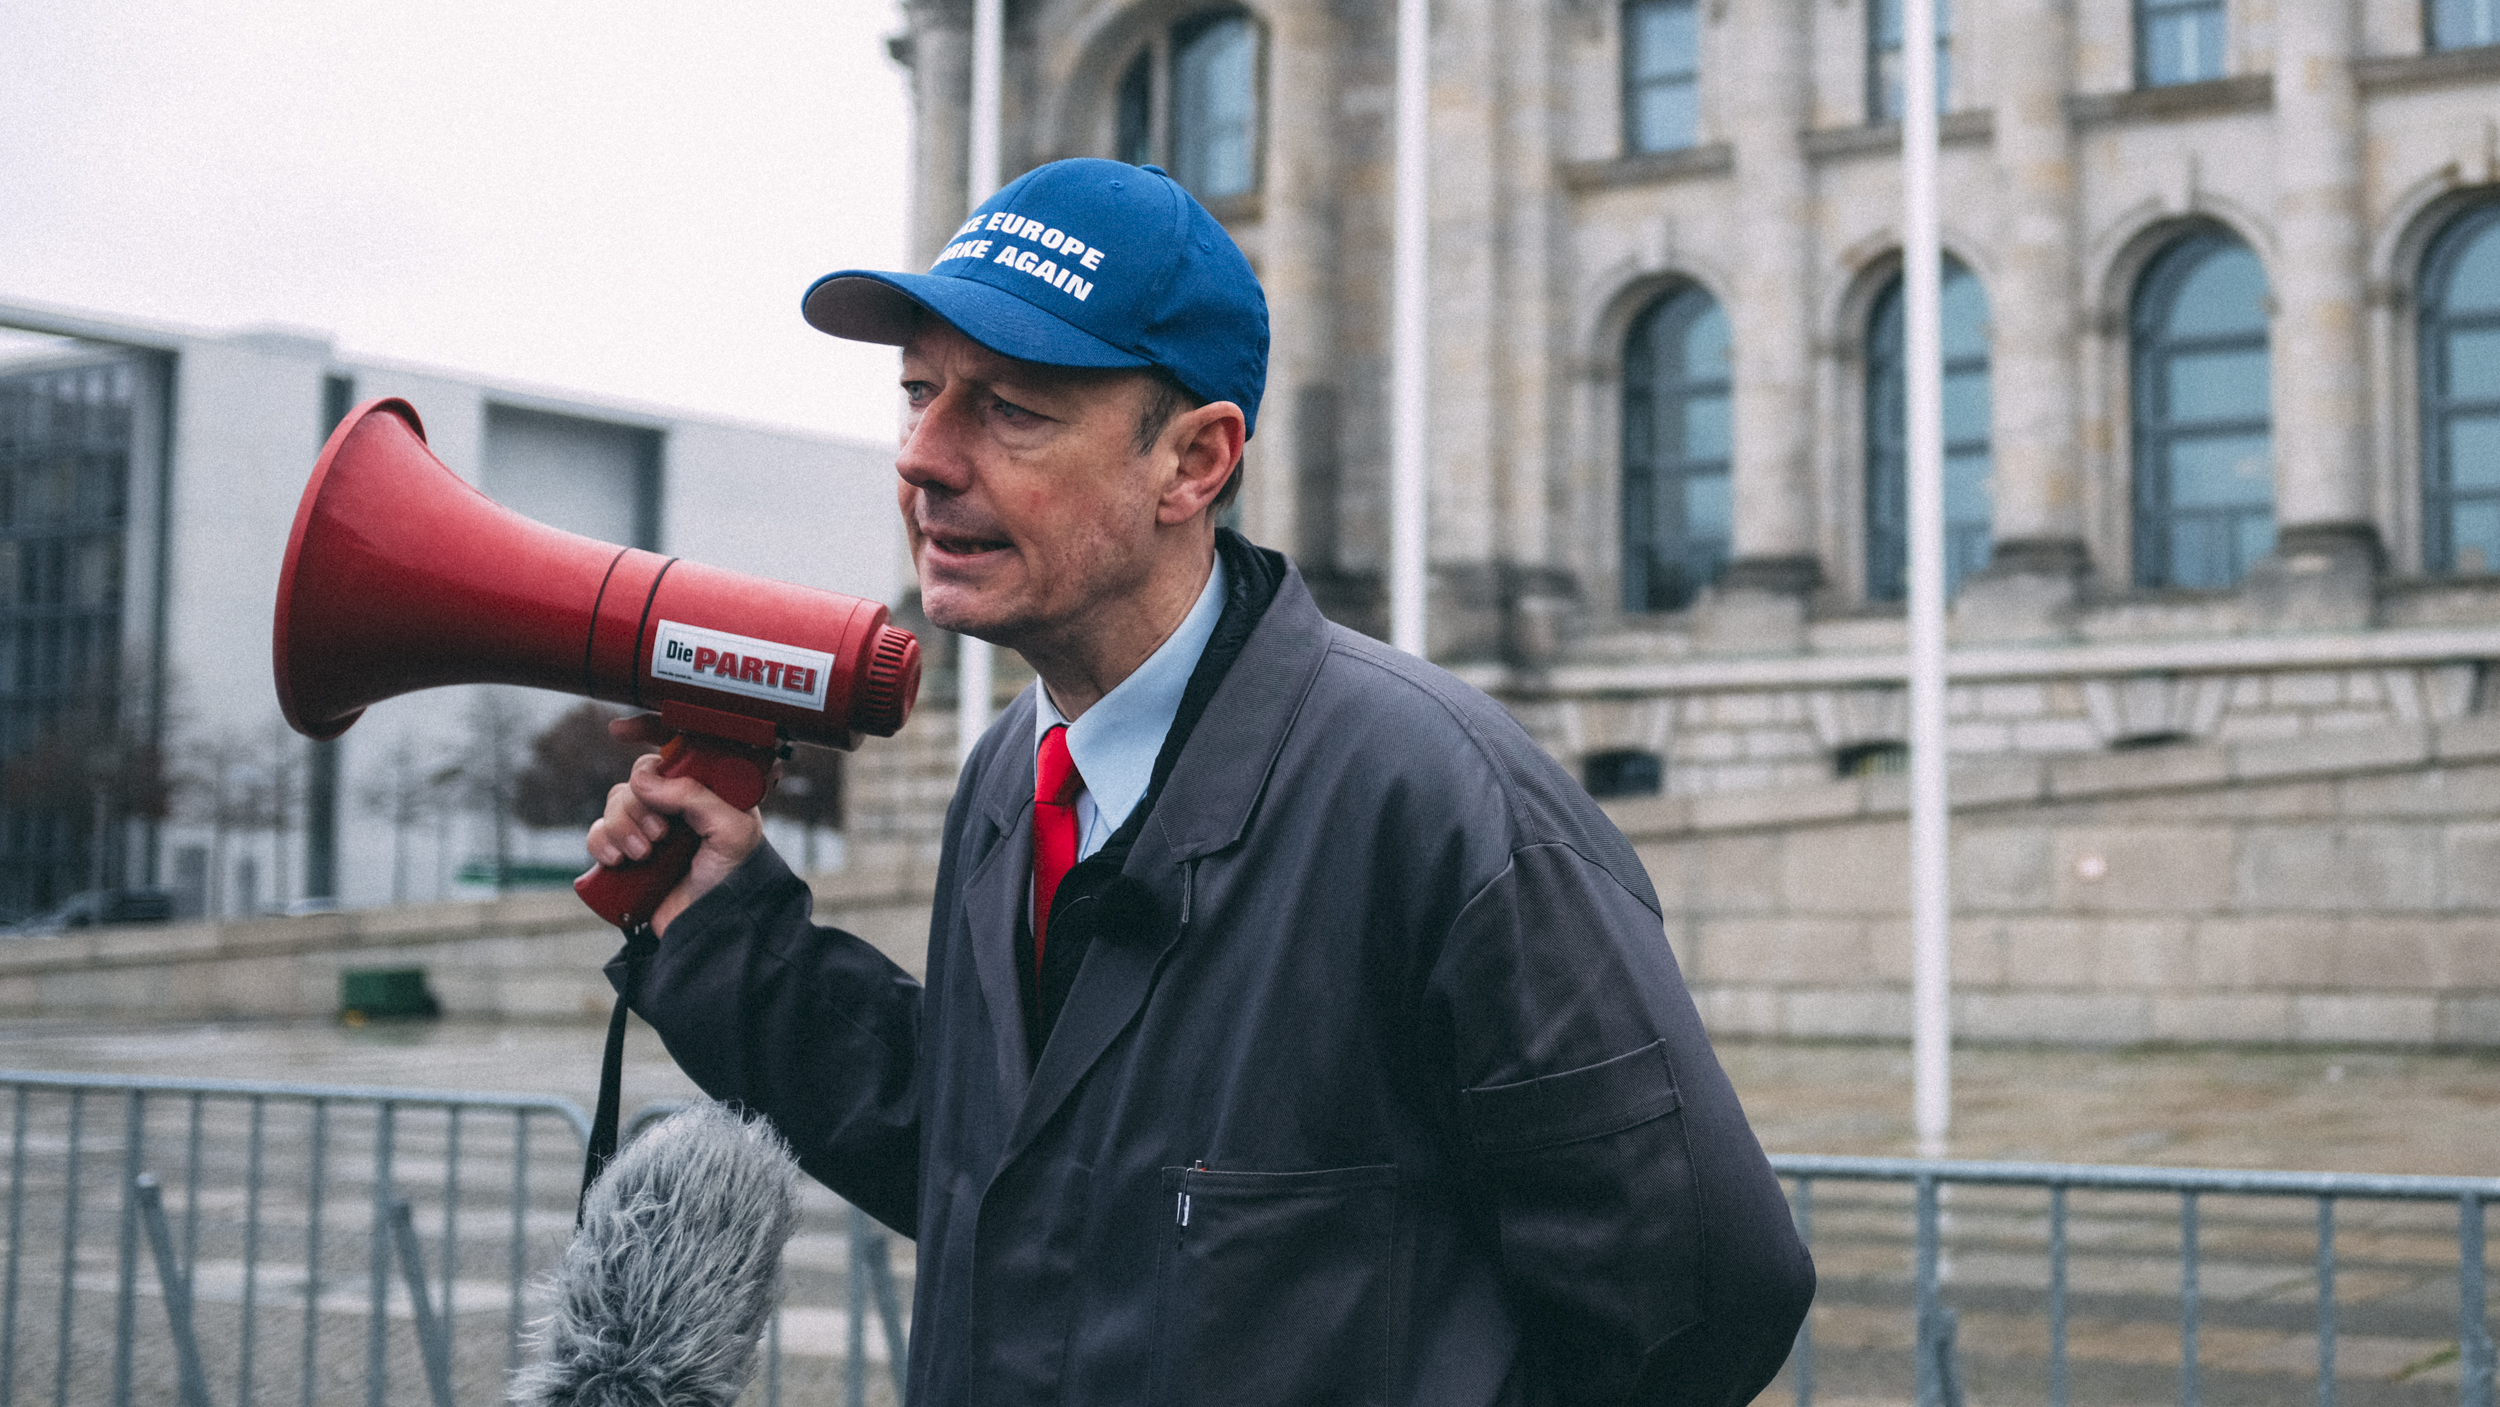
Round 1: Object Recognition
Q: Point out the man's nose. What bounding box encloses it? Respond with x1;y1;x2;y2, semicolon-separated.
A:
897;391;976;493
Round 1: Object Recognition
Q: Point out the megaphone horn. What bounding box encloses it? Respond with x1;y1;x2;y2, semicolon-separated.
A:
274;398;921;927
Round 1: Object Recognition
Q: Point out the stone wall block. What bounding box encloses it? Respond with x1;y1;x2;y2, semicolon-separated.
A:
2231;725;2429;782
2291;994;2439;1044
2239;824;2443;912
1956;992;2150;1044
2341;765;2500;819
1980;917;2104;988
1782;988;1912;1039
2151;993;2296;1042
2361;917;2500;988
1692;987;1783;1036
1949;759;2048;808
1693;916;1876;984
2095;919;2199;990
2439;823;2500;907
2268;673;2348;709
2014;718;2103;753
2097;778;2336;823
1955;824;2054;909
1780;823;1910;913
2438;997;2500;1045
2052;827;2237;912
2192;916;2341;989
2433;712;2500;763
1689;833;1786;912
1687;779;1864;831
2048;744;2229;799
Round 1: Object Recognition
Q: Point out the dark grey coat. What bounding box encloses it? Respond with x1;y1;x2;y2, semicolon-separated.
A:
621;560;1813;1407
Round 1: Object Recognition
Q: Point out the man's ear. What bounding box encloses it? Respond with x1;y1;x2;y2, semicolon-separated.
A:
1155;401;1248;526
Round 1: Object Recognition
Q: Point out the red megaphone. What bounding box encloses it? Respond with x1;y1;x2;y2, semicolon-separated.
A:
273;398;920;929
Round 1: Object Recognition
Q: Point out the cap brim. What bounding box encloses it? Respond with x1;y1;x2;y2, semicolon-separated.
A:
802;271;1150;372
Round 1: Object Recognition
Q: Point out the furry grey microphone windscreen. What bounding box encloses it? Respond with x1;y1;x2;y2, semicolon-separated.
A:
509;1101;803;1407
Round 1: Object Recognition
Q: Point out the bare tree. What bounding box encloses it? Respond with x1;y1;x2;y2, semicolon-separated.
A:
1;663;176;912
178;728;281;918
513;701;653;831
457;689;534;893
358;733;468;906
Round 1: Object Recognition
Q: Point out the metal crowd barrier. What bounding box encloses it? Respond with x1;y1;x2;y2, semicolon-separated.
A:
0;1071;910;1407
1770;1153;2500;1407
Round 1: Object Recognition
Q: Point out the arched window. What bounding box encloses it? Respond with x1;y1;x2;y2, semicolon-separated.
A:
1113;13;1262;202
1172;14;1257;198
2422;202;2500;574
1624;0;1700;153
1866;258;1992;601
1622;285;1732;612
2131;229;2274;589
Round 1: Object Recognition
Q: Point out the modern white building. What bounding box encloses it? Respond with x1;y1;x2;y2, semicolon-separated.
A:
0;300;903;920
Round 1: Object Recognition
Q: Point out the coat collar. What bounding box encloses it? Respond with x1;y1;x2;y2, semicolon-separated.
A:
963;689;1039;1112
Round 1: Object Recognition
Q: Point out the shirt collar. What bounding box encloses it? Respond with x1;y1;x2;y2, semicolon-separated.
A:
1034;551;1228;848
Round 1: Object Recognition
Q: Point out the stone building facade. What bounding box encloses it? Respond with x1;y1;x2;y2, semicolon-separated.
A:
886;0;2500;808
855;0;2500;1044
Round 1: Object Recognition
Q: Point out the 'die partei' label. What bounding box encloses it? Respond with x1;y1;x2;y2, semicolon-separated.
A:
651;621;835;711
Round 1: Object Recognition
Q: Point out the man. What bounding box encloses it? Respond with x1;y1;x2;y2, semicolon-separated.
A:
588;158;1812;1406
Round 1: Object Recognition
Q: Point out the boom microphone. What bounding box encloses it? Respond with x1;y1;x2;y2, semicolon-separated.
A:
510;1101;803;1407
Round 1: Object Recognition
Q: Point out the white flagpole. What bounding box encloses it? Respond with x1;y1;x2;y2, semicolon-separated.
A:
958;0;1003;762
1902;0;1953;1156
1389;0;1430;656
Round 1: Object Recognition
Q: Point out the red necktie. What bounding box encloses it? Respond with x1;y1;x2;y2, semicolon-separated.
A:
1031;724;1083;972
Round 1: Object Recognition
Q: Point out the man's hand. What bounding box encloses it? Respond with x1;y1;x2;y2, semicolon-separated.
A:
584;713;767;935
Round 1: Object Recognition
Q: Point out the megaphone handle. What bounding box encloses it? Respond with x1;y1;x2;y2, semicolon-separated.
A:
573;729;779;931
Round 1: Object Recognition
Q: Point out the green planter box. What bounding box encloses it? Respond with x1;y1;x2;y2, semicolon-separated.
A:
340;967;442;1022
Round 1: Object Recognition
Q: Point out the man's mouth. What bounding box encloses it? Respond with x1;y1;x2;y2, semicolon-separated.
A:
923;529;1011;559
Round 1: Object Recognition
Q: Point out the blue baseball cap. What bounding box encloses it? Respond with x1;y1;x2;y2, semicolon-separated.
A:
802;159;1268;437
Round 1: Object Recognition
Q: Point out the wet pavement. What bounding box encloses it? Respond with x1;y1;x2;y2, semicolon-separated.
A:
3;1016;2493;1177
3;1018;2495;1406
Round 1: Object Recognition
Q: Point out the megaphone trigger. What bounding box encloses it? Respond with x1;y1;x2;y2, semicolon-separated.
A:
572;702;785;930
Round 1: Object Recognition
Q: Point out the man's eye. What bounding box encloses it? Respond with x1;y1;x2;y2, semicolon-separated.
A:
901;381;933;404
990;397;1037;423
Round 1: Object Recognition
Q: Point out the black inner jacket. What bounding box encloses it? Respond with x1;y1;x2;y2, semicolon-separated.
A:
1014;528;1283;1062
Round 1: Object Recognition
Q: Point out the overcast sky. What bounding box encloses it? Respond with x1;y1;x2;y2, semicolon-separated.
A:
0;0;915;446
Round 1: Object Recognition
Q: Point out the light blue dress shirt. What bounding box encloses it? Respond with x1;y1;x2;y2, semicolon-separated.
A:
1033;552;1229;860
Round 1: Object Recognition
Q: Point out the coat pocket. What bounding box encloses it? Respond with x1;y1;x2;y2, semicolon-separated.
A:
1461;1040;1705;1397
1151;1164;1399;1407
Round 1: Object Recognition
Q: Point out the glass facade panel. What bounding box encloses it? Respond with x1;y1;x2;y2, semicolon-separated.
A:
1866;259;1993;601
2164;348;2270;420
2447;417;2500;488
2139;0;2226;85
2424;204;2500;574
1623;286;1733;611
1869;0;1951;121
0;349;142;917
2430;0;2498;50
2132;231;2274;588
1625;0;1700;153
1172;14;1257;200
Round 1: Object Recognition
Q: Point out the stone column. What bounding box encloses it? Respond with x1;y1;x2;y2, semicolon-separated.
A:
1253;1;1345;579
903;0;974;265
1958;0;2090;641
2250;0;2378;627
1712;0;1821;650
